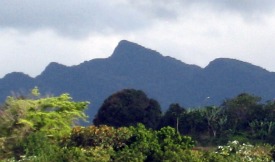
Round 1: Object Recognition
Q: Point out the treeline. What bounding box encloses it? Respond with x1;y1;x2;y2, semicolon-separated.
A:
161;94;275;145
0;88;275;161
94;89;275;145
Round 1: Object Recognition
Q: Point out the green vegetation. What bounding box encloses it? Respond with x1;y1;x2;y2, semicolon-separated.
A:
0;87;89;160
1;88;275;161
93;89;162;129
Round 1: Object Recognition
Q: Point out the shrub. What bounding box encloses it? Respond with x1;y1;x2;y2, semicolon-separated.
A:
65;125;132;149
215;140;272;162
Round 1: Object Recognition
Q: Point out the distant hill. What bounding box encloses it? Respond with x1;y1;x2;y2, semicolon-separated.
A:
1;40;275;123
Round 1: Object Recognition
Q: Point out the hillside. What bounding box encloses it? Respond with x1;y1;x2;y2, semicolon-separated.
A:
1;40;275;123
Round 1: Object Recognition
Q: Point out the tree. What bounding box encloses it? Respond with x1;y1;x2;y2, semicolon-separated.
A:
263;100;275;122
118;124;195;162
93;89;162;129
202;106;227;138
0;87;89;159
221;93;261;132
160;103;186;133
180;109;208;136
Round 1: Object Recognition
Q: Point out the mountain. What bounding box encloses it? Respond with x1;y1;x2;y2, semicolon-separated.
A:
1;40;275;123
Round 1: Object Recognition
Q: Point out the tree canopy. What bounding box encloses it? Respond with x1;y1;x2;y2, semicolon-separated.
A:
93;89;162;129
0;87;89;159
1;88;275;161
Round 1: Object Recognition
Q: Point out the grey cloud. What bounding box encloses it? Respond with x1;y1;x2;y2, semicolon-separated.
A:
200;0;275;13
128;1;179;19
1;0;275;38
0;0;151;37
130;0;275;19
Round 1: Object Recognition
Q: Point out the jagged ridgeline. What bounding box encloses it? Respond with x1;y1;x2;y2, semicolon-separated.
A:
1;40;275;122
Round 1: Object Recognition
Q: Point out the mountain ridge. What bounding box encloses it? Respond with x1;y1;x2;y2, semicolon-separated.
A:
1;40;275;123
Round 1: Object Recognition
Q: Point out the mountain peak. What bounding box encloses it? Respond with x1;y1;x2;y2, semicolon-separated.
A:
205;58;269;74
110;40;162;60
116;40;143;50
206;58;243;68
37;62;68;78
118;40;138;46
2;72;32;80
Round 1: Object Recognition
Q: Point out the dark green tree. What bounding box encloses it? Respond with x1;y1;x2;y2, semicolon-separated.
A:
221;93;262;132
263;100;275;122
160;103;186;133
93;89;162;129
115;124;195;162
180;109;208;136
202;106;227;138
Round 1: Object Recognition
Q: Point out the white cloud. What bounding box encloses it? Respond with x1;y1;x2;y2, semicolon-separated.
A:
0;29;123;77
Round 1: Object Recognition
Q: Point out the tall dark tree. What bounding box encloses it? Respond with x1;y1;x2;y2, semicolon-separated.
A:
160;103;186;133
93;89;162;129
180;109;208;135
263;100;275;121
221;93;262;132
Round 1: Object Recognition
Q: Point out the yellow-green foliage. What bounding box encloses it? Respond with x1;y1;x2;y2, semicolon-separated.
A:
0;88;89;138
0;87;89;160
67;125;132;149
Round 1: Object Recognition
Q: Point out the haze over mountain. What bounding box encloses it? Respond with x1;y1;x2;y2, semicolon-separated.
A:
1;40;275;123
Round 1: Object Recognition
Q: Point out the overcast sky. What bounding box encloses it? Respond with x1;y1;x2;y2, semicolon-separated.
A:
1;0;275;78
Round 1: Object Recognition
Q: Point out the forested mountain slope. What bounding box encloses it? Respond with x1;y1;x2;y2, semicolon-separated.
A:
1;40;275;122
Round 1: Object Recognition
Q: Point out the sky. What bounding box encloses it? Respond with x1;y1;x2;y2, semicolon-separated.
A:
1;0;275;78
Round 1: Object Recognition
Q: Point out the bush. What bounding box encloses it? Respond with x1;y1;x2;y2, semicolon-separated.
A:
215;140;272;162
65;125;132;149
124;124;196;161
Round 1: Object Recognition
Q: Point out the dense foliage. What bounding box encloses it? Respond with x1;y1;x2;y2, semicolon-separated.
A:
173;93;275;146
1;88;275;161
93;89;162;129
0;88;89;160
